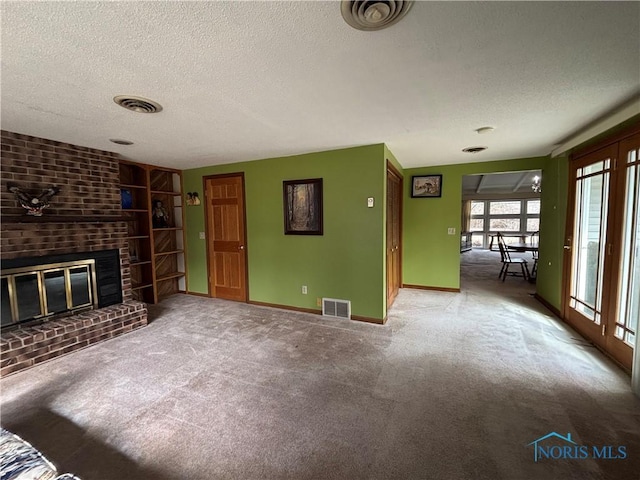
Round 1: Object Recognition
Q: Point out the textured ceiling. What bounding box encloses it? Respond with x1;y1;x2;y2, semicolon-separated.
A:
1;1;639;169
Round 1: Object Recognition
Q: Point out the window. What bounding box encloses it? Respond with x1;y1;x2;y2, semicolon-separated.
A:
471;201;485;215
467;197;541;248
527;200;540;214
470;219;484;231
490;218;520;231
490;201;521;215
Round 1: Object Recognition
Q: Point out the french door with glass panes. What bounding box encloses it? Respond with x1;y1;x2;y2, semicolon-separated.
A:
564;129;639;369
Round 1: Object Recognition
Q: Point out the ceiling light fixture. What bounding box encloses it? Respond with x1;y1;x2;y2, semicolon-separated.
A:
109;139;134;145
462;146;487;154
113;95;163;114
475;126;495;134
531;175;542;193
341;1;414;31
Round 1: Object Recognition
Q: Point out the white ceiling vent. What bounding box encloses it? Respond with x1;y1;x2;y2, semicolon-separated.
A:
462;146;488;154
341;1;414;31
322;298;351;320
113;95;163;114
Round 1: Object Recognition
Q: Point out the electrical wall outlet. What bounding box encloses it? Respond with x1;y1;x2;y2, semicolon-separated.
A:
199;232;205;240
317;297;322;307
302;285;307;294
447;227;456;235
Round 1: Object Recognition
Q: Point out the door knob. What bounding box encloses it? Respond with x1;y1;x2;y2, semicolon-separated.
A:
563;245;571;250
239;245;245;250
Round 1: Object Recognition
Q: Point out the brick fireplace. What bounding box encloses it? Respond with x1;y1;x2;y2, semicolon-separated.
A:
0;130;148;376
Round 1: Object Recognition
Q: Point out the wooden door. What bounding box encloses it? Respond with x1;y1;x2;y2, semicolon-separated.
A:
387;164;402;308
563;129;639;369
605;132;640;367
563;144;616;353
204;174;247;302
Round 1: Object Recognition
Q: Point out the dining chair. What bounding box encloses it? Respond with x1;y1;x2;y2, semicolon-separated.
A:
497;233;530;281
530;231;539;278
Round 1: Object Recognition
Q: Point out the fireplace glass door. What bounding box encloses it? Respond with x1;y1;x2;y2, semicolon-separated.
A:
1;259;97;327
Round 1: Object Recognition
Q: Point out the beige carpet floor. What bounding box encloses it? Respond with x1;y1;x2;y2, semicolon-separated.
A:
1;249;639;479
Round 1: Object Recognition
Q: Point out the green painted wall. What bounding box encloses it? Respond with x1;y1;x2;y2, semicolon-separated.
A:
402;156;552;290
183;144;387;320
537;155;569;311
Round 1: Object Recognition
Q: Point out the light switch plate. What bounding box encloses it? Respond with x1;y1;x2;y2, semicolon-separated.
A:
367;197;374;208
199;232;205;239
447;227;456;235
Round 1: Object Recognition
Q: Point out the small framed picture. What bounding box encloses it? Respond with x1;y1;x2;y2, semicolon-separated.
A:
283;178;323;235
411;175;443;198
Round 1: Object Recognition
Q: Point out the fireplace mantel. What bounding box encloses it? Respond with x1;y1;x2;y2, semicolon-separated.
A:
3;215;125;224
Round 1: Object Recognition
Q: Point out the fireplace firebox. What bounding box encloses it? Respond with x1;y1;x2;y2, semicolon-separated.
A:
1;249;122;328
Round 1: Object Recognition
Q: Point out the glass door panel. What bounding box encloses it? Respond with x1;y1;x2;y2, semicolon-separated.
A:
569;159;611;325
614;140;640;350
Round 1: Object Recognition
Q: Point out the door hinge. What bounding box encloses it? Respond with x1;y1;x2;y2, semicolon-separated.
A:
602;323;606;336
613;157;618;170
607;243;612;256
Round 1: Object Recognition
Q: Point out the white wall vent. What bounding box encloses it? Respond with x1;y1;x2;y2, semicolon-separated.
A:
322;298;351;320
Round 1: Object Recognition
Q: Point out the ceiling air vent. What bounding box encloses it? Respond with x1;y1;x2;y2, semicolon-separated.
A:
462;146;488;154
113;95;163;114
109;139;134;145
322;298;351;320
341;1;414;31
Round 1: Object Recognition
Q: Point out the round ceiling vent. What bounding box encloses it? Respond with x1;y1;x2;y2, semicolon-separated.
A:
462;146;488;154
113;95;163;114
109;139;134;145
341;1;414;31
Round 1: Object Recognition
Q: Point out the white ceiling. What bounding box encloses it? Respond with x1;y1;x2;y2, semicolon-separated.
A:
462;170;542;197
1;1;639;170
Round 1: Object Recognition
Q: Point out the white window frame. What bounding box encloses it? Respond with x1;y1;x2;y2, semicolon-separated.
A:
469;199;540;248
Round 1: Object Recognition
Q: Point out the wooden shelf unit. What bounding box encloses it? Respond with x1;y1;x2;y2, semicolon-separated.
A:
119;160;187;304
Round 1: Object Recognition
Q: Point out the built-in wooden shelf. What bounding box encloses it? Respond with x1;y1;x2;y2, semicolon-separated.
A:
154;250;184;257
150;190;182;196
156;271;186;282
122;209;149;213
3;215;124;224
121;161;186;304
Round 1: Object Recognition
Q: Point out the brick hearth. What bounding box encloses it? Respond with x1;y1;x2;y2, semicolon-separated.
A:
1;130;148;375
0;302;146;376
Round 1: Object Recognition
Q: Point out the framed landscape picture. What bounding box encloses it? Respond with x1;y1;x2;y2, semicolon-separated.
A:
283;178;323;235
411;175;443;198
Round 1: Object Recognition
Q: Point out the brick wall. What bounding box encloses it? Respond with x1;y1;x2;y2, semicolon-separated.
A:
1;130;147;375
0;130;132;300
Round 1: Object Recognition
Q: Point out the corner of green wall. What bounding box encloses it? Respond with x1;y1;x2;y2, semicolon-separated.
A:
536;155;569;311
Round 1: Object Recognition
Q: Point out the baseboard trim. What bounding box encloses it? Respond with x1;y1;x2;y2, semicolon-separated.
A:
533;293;562;319
402;284;460;293
248;301;386;325
186;291;210;298
351;314;387;325
248;300;322;316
